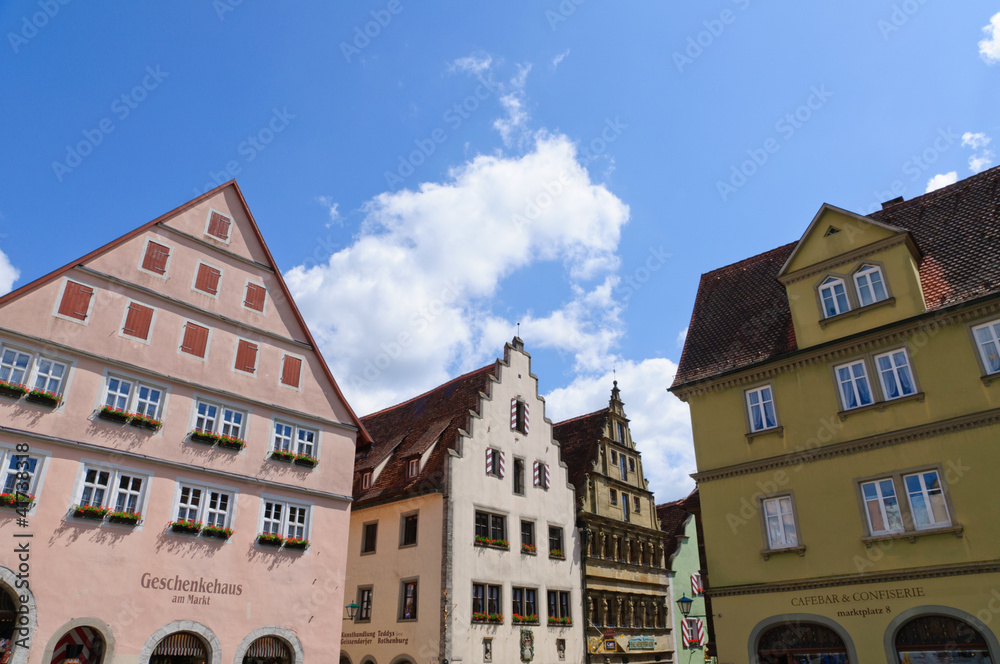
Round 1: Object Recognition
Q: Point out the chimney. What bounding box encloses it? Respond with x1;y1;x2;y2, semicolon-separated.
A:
881;196;904;209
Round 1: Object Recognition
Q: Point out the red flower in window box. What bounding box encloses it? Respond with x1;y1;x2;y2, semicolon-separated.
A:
128;413;162;431
202;525;234;539
73;504;111;520
521;543;537;555
270;450;295;463
217;435;246;451
294;453;318;467
189;429;220;445
107;510;141;525
26;388;61;407
512;614;539;624
0;381;28;400
0;492;34;508
549;548;565;559
170;519;203;534
98;405;130;424
548;617;572;626
257;532;285;547
284;536;310;550
472;612;504;624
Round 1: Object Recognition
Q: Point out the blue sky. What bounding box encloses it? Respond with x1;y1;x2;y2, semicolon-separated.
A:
1;2;998;501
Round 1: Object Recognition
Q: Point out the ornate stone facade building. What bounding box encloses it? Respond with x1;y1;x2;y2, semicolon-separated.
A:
555;383;673;663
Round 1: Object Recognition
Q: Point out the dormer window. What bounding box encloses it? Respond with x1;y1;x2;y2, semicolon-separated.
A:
361;471;372;490
853;264;888;307
407;458;419;478
819;277;850;318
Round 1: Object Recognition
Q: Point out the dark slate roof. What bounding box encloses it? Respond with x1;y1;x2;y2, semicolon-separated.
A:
672;164;1000;387
552;409;606;496
354;363;498;508
656;488;698;561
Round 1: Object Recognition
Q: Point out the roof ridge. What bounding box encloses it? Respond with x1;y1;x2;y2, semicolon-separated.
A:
700;241;798;279
361;362;496;420
871;163;1000;217
553;408;606;428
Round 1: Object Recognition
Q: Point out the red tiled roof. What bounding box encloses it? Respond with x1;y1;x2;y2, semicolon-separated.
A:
672;164;1000;387
656;488;698;560
552;409;606;496
354;363;498;507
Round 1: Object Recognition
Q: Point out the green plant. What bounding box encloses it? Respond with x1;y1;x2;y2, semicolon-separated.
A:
0;381;28;398
472;612;504;623
270;449;295;462
521;543;537;554
26;388;62;406
257;532;285;546
189;429;220;444
73;504;111;520
108;510;141;525
203;524;234;539
284;536;310;549
512;614;539;624
549;548;565;558
98;405;130;422
170;519;203;533
0;492;33;507
217;435;246;451
294;453;318;466
129;412;162;430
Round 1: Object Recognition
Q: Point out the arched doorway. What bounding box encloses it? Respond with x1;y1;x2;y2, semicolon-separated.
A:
756;622;849;663
49;626;105;664
894;614;993;663
149;632;208;664
1;586;18;664
242;636;291;664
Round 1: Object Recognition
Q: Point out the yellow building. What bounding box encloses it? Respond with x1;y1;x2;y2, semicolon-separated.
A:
670;166;1000;663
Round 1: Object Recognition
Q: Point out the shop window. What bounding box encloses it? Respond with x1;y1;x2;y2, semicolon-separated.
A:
756;622;847;663
894;614;992;661
243;636;292;663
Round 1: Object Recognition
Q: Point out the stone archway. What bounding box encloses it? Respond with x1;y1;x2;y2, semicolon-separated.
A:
884;605;1000;662
748;613;858;664
137;621;221;664
0;566;36;664
41;618;116;664
233;627;303;664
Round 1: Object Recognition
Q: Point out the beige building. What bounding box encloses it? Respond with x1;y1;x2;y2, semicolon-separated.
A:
554;383;673;664
342;338;584;664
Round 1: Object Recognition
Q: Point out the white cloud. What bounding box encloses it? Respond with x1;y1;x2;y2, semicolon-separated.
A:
449;54;493;75
925;172;958;192
962;132;994;173
316;197;342;226
979;12;1000;63
285;133;630;415
551;49;570;69
493;64;533;148
970;151;995;173
544;359;695;503
0;248;18;296
675;326;688;349
962;132;992;150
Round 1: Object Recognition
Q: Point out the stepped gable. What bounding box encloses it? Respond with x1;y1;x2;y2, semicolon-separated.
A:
673;164;1000;388
552;409;607;497
354;363;499;507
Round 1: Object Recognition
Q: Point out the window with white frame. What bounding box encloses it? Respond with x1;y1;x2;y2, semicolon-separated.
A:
33;357;68;395
193;398;246;439
174;484;233;528
761;495;798;549
272;421;318;456
0;348;31;385
972;319;1000;375
77;464;149;516
104;375;164;417
1;451;40;497
0;347;71;400
861;478;904;535
819;276;850;318
853;264;888;307
745;385;777;432
904;470;950;530
874;349;917;400
407;458;418;478
835;360;874;410
296;427;316;455
261;499;310;540
220;407;245;438
859;469;956;538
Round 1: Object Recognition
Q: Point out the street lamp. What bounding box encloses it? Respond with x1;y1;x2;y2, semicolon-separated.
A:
344;602;360;620
676;594;694;617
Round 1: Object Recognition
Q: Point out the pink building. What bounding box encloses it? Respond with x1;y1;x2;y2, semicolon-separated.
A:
0;183;366;664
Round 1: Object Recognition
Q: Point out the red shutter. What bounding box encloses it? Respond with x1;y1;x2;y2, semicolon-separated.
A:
524;402;530;434
207;211;232;240
498;451;506;479
281;355;302;387
194;264;221;295
543;463;550;489
244;283;266;311
180;322;209;357
510;398;518;429
122;303;154;340
533;461;541;486
235;339;258;373
142;241;170;275
57;281;94;321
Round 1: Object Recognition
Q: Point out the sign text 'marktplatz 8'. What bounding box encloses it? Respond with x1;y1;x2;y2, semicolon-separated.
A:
140;572;244;596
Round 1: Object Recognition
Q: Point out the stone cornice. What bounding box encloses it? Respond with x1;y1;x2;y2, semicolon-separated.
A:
692;407;1000;482
777;234;917;286
708;560;1000;597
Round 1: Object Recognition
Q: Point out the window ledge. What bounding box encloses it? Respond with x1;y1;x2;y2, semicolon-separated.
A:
837;392;925;420
746;426;783;443
760;545;805;561
862;524;963;547
982;373;1000;387
818;297;896;328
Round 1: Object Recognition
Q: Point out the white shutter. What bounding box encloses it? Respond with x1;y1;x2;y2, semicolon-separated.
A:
543;463;550;489
524;402;530;433
510;398;518;429
498;451;506;479
486;448;493;475
533;461;541;486
691;572;703;596
696;618;706;646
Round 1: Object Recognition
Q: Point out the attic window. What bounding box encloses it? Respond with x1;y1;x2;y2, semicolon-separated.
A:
361;471;372;490
207;211;232;241
824;227;841;237
407;458;419;478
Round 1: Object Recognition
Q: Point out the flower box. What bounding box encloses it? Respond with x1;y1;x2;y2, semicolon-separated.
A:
294;453;318;468
512;614;539;624
98;406;131;424
472;612;504;624
0;493;33;509
107;510;141;525
189;430;220;445
548;617;572;626
257;532;285;547
521;543;537;555
128;413;162;431
549;549;565;559
73;504;111;520
270;450;295;463
170;519;203;534
284;537;310;550
0;381;28;400
26;389;61;407
217;435;246;451
203;525;234;540
475;535;509;549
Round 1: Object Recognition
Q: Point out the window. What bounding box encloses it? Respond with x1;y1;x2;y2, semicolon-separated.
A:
609;488;618;506
547;590;571;621
485;448;504;478
622;492;631;523
972;318;1000;375
475;510;506;543
180;322;210;358
206;211;232;241
633;495;641;514
904;470;949;529
56;280;94;322
33;357;67;395
859;468;957;538
356;587;373;622
1;452;40;497
407;458;418;478
399;579;418;620
549;526;564;556
0;346;70;398
853;264;888;306
472;583;501;617
682;618;705;647
141;240;171;275
194;264;222;295
220;407;244;438
762;495;798;549
361;471;372;491
296;427;316;455
512;587;537;619
511;398;528;433
521;520;534;547
1;348;31;385
400;513;418;546
616;422;626;443
533;461;550;489
192;399;246;439
280;355;302;388
234;339;259;374
104;375;164;418
272;421;317;456
513;458;524;495
819;276;849;317
745;385;777;432
835;360;874;410
361;522;377;553
610;450;618;464
620;454;628;480
175;484;233;528
244;283;266;312
77;464;149;516
628;457;635;473
261;499;310;540
862;478;904;535
874;349;917;400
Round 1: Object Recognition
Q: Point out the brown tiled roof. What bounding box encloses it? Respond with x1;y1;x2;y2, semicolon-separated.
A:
656;488;698;561
672;164;1000;387
354;363;498;508
552;409;606;497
